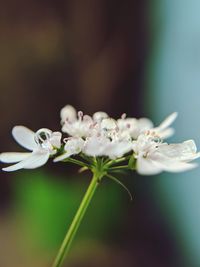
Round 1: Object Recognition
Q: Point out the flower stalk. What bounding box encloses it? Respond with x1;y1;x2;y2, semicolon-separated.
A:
52;171;101;267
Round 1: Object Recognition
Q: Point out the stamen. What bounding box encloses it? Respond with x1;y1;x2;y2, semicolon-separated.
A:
78;111;83;121
121;113;127;119
63;138;69;144
34;128;52;145
63;137;73;143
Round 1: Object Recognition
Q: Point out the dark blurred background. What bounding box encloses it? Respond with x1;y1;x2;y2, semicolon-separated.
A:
1;0;200;266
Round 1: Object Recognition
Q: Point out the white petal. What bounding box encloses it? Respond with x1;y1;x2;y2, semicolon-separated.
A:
93;112;108;122
50;132;62;148
2;151;49;172
158;140;198;161
25;151;50;169
183;140;197;153
101;118;117;130
0;152;31;163
130;118;154;139
12;126;37;151
157;127;175;139
106;141;132;159
54;137;84;162
60;105;77;123
83;115;93;123
188;152;200;161
62;120;92;137
83;136;109;157
136;156;163;175
117;118;136;130
151;151;198;172
54;152;72;162
138;118;154;130
161;161;197;172
158;112;178;130
64;137;84;154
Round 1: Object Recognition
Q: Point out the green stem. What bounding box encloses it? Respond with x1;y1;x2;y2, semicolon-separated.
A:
109;165;129;170
64;158;90;168
52;172;100;267
105;156;130;167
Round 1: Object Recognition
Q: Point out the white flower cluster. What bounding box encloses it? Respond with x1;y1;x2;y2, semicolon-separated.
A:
1;105;200;175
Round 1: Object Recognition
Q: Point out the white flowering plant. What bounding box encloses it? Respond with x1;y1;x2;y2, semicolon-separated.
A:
1;105;200;267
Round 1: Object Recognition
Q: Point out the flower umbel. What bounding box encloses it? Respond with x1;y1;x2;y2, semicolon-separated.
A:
1;105;200;267
1;107;200;174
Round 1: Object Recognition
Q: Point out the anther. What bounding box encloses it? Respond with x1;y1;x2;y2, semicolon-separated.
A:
78;111;83;120
121;113;127;119
34;128;52;145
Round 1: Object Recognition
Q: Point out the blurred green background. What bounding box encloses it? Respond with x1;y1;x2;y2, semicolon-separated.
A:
1;0;200;266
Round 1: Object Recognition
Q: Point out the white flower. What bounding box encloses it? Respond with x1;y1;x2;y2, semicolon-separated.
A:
2;104;199;177
83;135;132;159
105;140;133;159
61;107;94;138
117;117;153;140
100;118;119;140
54;137;84;162
148;112;178;139
100;118;117;130
0;126;62;171
93;111;108;122
117;112;177;140
60;105;77;124
83;136;109;157
133;134;200;175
